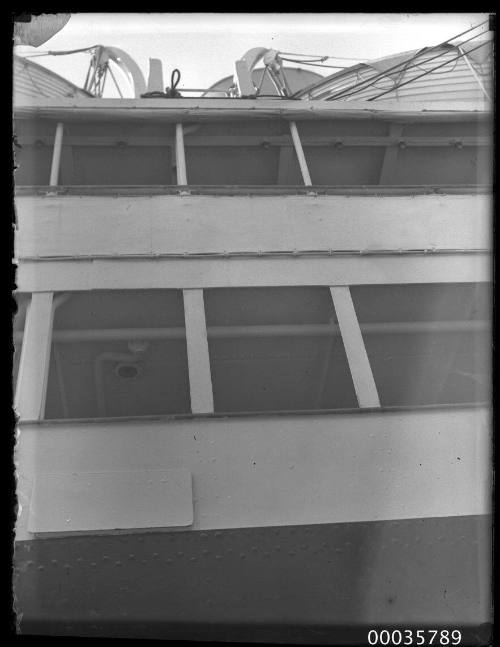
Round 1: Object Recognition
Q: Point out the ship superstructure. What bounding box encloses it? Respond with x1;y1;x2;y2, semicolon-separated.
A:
13;22;493;641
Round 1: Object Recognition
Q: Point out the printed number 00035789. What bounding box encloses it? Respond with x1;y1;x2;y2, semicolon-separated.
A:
367;630;462;646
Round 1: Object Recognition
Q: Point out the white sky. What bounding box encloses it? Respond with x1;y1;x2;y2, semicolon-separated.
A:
15;13;490;98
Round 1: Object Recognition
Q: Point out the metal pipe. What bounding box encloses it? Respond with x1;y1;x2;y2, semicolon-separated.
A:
175;123;188;185
49;122;64;186
359;320;490;335
14;320;490;344
21;135;491;148
289;121;312;186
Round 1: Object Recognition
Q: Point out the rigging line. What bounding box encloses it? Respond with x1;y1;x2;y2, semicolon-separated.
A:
317;20;490;101
391;47;429;100
255;67;269;97
371;39;492;102
367;39;492;101
324;31;491;101
326;34;490;102
281;58;338;65
107;62;124;98
279;51;370;61
279;56;329;62
459;46;492;101
47;46;99;56
23;46;98;58
20;53;55;58
98;66;109;97
371;41;491;103
279;58;349;69
413;56;461;76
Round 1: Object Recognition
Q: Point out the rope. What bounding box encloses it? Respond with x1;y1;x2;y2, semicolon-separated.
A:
324;28;491;101
279;51;369;62
140;69;183;99
309;19;490;101
367;39;492;101
163;68;182;97
279;57;349;70
107;62;123;98
255;68;268;97
22;46;98;58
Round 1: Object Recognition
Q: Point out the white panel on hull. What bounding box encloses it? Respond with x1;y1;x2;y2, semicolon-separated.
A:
28;468;193;534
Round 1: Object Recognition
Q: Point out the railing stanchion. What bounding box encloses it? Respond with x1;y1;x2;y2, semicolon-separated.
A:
289;120;312;186
175;123;188;187
49;122;64;187
183;289;214;414
330;286;380;409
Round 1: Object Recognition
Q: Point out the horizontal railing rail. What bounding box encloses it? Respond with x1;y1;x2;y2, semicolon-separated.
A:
16;400;491;427
14;184;493;197
13;320;491;344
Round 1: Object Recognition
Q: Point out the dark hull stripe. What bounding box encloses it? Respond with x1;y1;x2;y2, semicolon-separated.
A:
15;514;491;641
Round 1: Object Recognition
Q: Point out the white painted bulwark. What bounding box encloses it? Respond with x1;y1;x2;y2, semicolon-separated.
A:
16;406;490;541
15;194;491;259
17;254;491;293
28;468;193;534
13;96;492;121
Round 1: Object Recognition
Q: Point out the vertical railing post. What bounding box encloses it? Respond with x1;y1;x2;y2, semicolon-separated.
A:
330;286;380;409
289;120;312;186
175;123;188;186
49;122;64;187
183;289;214;414
14;292;55;420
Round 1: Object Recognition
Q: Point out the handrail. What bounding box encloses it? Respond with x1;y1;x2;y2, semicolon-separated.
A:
14;320;490;344
16;400;491;426
14;184;492;197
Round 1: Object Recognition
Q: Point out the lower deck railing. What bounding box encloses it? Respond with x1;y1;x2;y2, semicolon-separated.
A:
14;183;492;196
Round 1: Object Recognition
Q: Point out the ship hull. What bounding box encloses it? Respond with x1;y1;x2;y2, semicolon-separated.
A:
15;514;491;641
